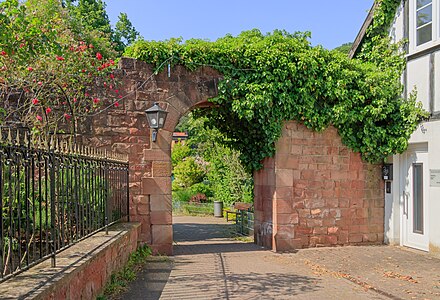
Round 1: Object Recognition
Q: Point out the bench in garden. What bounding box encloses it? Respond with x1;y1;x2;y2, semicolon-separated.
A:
225;202;252;222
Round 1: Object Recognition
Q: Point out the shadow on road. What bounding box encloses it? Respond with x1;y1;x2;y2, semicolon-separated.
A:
116;258;173;300
173;242;263;255
173;222;236;242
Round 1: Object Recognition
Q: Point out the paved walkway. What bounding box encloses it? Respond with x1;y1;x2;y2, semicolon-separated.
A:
121;216;440;299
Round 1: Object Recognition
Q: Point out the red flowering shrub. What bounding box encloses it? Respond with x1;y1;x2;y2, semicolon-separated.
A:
0;0;121;135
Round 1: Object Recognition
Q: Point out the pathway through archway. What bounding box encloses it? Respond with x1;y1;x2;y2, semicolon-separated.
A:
119;215;392;300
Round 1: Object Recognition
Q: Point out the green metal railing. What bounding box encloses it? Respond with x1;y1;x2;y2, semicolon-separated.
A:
235;209;254;236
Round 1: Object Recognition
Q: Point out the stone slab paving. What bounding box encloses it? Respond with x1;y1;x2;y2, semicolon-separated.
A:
124;215;402;299
290;245;440;300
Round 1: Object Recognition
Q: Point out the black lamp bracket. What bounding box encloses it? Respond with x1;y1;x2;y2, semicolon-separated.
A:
152;129;158;142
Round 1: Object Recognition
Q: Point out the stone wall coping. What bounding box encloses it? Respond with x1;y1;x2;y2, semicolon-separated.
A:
0;222;141;300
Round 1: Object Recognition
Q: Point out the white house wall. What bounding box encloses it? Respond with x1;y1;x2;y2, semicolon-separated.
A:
435;52;440;111
384;0;440;254
407;57;431;108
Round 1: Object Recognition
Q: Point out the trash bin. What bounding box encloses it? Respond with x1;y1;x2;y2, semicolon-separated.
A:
214;201;223;217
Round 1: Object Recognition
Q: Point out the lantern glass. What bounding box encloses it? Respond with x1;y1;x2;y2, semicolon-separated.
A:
146;112;158;129
145;102;168;130
158;111;167;127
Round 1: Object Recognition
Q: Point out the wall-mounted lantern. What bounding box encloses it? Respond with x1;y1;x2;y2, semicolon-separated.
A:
145;102;168;142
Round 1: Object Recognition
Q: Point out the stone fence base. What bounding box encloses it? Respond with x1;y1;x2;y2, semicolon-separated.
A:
0;222;140;300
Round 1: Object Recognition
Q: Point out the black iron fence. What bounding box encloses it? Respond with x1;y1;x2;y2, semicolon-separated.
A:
235;209;254;236
0;129;129;282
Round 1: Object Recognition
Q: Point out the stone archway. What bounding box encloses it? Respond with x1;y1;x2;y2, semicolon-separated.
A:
83;58;222;254
84;57;385;255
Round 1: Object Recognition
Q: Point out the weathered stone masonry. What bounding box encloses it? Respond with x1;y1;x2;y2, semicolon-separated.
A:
83;58;222;255
84;57;384;254
254;121;384;251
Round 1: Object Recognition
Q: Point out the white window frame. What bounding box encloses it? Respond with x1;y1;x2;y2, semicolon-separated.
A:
410;0;438;53
416;0;433;46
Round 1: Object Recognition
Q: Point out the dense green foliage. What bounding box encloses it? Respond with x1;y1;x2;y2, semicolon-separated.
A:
126;21;427;170
333;42;353;54
171;114;253;207
0;0;139;133
359;0;402;57
0;0;120;132
64;0;139;53
114;12;140;52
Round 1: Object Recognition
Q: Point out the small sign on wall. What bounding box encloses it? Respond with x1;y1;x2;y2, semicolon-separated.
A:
430;169;440;187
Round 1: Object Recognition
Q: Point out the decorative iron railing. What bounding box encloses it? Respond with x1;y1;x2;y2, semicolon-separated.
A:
0;128;129;282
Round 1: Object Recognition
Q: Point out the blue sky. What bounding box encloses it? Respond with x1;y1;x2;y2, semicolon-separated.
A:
104;0;374;50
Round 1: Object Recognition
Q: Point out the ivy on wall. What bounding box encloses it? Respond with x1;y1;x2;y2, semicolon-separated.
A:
125;1;427;171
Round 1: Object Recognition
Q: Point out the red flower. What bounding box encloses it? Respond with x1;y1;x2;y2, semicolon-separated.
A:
32;98;39;105
36;115;43;122
109;74;115;79
114;89;119;93
20;43;25;48
110;60;115;66
38;81;42;86
89;44;94;48
46;107;52;114
85;92;89;97
64;113;71;120
0;51;6;56
93;98;100;104
114;102;119;107
56;56;64;61
27;67;33;71
118;95;122;99
96;52;103;60
73;98;77;103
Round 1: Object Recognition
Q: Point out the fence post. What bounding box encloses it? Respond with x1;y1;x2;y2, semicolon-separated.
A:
104;160;109;235
49;150;56;268
126;166;130;222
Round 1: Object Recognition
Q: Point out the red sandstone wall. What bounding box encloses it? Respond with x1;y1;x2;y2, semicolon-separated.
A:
44;224;140;300
254;157;275;248
254;121;384;252
83;58;221;255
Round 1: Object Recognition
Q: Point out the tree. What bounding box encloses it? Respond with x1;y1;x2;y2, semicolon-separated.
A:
171;142;192;167
64;0;139;53
114;13;140;53
333;42;353;54
64;0;112;35
172;113;254;206
172;157;206;189
0;0;120;134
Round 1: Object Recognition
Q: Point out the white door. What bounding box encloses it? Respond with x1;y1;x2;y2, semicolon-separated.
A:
402;150;429;251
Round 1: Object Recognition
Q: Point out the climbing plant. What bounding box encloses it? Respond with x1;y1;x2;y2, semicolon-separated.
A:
125;2;427;172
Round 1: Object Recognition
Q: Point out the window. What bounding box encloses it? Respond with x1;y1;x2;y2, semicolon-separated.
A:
412;163;424;234
416;0;433;45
